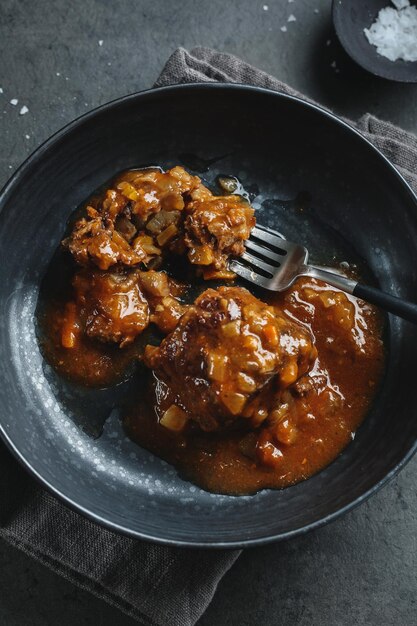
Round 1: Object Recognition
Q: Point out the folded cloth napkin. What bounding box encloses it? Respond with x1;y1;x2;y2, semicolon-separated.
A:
1;46;417;626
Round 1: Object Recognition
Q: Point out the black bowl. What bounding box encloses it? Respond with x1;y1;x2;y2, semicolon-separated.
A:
1;84;417;548
333;0;417;83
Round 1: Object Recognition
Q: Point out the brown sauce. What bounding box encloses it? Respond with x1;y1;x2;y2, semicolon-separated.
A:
38;166;385;495
124;278;384;495
39;297;141;387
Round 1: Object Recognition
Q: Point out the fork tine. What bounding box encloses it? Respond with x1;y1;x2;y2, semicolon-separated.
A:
246;239;284;264
229;260;273;289
241;252;276;275
252;225;290;252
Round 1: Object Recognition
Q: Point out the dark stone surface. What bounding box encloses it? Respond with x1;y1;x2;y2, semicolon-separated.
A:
0;0;416;624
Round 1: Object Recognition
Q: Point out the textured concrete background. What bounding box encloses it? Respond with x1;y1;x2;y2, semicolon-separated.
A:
1;0;417;624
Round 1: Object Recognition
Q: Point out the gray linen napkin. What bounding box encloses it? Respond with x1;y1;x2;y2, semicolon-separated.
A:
0;449;239;626
1;46;417;626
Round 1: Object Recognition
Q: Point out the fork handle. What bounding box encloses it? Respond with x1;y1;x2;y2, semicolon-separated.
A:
306;266;417;324
353;284;417;324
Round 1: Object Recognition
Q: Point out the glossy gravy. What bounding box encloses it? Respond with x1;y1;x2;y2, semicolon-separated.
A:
123;277;384;494
38;166;384;496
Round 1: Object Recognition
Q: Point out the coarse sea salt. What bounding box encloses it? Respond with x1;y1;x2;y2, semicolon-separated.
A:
364;0;417;62
392;0;410;9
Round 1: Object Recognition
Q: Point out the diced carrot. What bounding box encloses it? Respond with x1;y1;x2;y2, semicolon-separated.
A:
263;323;279;346
61;302;80;349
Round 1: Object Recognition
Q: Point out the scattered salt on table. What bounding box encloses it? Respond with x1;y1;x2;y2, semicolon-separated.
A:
19;105;29;115
10;98;18;105
280;25;287;32
288;14;296;22
364;0;417;62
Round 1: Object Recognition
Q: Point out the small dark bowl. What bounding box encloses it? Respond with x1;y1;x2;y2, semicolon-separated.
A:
1;84;417;548
333;0;417;82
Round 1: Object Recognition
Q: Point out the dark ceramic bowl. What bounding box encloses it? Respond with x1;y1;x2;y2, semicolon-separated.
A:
1;84;417;548
333;0;417;83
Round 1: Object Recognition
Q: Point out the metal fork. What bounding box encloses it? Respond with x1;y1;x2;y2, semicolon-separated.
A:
229;224;417;324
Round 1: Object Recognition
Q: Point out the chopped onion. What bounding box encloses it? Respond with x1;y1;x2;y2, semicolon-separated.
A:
157;223;178;246
160;404;188;431
207;353;228;382
220;391;246;415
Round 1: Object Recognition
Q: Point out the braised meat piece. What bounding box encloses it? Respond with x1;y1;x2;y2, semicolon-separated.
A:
144;286;317;432
120;166;201;219
62;167;202;271
62;270;150;348
184;193;255;279
63;166;256;277
62;206;152;270
60;269;188;349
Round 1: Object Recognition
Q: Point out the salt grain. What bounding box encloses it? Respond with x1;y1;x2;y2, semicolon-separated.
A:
98;39;103;46
0;87;3;94
288;14;296;22
364;0;417;62
280;25;288;32
314;8;319;14
56;72;60;76
25;134;30;139
326;39;331;46
19;105;29;115
10;99;18;106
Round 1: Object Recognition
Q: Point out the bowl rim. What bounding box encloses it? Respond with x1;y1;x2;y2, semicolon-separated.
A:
1;82;417;548
331;0;417;84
